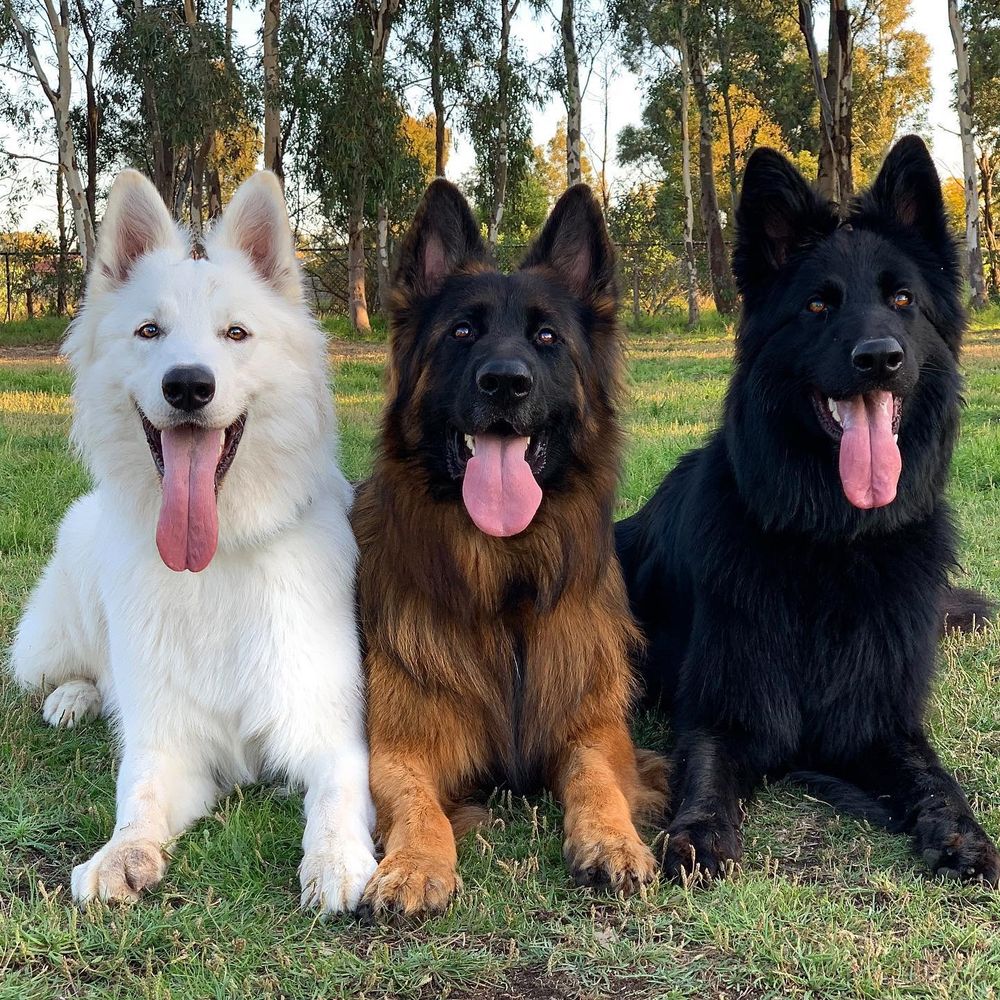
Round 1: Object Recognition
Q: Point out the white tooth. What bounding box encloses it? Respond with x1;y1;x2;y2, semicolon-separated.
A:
464;434;475;456
893;434;898;443
828;399;841;425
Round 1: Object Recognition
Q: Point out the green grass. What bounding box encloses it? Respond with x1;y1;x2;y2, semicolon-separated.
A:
2;318;1000;998
0;317;69;349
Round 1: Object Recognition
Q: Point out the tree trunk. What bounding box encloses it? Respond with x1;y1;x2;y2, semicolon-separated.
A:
949;0;987;308
691;44;737;315
347;181;371;334
560;0;582;186
827;0;853;204
74;0;99;224
263;0;283;182
376;201;392;312
56;165;68;315
430;0;446;176
979;152;998;296
488;0;518;248
798;0;839;206
677;22;700;329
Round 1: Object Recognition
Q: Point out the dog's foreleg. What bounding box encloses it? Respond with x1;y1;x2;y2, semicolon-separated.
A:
660;728;759;884
71;745;217;904
841;730;999;886
555;720;659;895
295;741;378;916
358;748;460;921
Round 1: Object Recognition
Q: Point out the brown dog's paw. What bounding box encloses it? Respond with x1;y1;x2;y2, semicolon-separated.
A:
357;849;460;922
917;813;1000;887
71;838;166;904
661;820;742;886
565;828;657;896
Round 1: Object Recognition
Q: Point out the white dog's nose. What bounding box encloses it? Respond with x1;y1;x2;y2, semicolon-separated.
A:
162;365;215;412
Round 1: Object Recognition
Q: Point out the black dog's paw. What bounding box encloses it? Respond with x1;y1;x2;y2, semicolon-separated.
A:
915;812;1000;887
661;820;742;885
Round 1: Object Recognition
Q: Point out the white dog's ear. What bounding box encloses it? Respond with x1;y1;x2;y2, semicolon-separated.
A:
211;172;300;301
93;170;181;292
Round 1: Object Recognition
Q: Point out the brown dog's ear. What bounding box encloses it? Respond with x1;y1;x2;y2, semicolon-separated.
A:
519;184;617;304
394;179;488;297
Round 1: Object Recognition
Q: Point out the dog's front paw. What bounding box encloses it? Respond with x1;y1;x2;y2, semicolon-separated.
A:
916;812;1000;887
42;680;101;729
661;819;742;885
300;840;378;915
358;849;459;922
71;838;166;904
564;827;657;896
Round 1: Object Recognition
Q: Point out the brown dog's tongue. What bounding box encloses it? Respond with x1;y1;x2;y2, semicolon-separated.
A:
837;390;901;509
156;425;224;572
461;434;543;537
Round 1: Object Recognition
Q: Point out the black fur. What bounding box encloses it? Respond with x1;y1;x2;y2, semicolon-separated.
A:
616;136;999;886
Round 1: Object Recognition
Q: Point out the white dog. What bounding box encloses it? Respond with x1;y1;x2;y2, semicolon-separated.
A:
8;170;377;913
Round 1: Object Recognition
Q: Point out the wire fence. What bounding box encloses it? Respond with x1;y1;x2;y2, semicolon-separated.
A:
0;242;717;325
7;241;997;326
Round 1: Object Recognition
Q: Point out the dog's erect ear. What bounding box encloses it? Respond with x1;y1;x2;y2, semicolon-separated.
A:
209;171;300;301
93;170;181;292
853;135;950;247
734;148;837;301
519;184;617;304
394;179;487;297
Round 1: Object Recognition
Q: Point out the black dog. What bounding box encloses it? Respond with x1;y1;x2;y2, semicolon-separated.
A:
616;136;1000;886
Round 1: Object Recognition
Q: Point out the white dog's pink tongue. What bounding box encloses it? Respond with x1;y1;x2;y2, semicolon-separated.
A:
837;390;901;509
156;425;224;572
462;434;542;537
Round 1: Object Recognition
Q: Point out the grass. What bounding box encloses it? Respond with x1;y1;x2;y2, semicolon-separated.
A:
1;313;1000;999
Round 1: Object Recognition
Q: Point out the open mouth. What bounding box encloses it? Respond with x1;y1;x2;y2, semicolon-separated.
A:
446;425;547;537
812;391;901;442
811;390;903;510
138;407;246;573
141;409;246;489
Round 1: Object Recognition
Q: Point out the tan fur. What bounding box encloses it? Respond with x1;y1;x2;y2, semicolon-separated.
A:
355;188;666;920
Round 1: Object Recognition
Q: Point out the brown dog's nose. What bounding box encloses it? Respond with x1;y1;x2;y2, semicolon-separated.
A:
476;359;533;402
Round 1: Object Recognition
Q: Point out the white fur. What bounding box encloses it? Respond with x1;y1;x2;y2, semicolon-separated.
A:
8;170;376;913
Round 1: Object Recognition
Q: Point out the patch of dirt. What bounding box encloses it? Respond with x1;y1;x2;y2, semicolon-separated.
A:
328;337;388;363
0;344;64;362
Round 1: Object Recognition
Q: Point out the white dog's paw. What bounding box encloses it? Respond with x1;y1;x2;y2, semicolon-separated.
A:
71;838;166;904
42;680;102;729
300;842;378;915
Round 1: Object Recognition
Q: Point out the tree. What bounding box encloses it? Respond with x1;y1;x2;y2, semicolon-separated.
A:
1;0;96;268
263;0;283;181
949;0;987;307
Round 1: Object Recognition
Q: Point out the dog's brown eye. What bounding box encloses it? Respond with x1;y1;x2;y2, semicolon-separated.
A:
807;298;827;315
452;323;473;340
226;326;250;342
892;290;913;309
535;328;556;346
135;322;161;339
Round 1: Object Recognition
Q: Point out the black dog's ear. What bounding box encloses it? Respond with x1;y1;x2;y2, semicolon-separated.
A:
734;148;837;301
520;184;617;304
853;135;950;247
394;179;488;297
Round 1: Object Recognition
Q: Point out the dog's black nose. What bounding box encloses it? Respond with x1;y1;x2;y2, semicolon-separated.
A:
476;358;533;402
851;337;904;379
162;365;215;412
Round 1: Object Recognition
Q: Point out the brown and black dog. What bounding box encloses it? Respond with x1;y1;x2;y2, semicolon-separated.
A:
353;180;665;920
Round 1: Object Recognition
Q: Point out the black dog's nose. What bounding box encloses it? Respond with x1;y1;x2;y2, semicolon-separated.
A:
162;365;216;412
852;337;904;379
476;358;533;401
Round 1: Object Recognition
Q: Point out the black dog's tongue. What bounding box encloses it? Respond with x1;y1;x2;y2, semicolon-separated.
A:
838;390;901;509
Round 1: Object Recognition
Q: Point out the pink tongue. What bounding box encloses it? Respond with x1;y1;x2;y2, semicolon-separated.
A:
461;434;543;537
156;425;224;572
837;390;901;509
